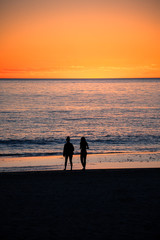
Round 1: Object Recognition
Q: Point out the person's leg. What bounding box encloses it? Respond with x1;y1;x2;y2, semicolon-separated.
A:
69;155;73;170
64;155;68;170
83;154;87;170
80;153;84;168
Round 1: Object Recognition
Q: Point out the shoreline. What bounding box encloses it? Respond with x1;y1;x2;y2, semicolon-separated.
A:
1;150;160;158
0;152;159;172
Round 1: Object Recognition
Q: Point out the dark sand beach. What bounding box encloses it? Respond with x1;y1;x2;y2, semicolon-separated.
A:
1;168;160;240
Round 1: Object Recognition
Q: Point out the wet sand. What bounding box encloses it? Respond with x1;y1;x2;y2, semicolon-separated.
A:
0;168;160;240
0;152;160;172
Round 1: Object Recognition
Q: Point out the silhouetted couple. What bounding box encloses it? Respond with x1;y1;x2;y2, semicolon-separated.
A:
63;136;89;171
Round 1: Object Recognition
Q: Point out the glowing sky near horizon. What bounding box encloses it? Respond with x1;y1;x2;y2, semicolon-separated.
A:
0;0;160;78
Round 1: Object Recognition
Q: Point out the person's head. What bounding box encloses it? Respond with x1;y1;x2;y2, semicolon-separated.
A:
81;137;86;143
66;136;70;142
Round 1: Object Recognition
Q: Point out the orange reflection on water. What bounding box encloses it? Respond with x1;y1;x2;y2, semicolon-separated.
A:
0;153;160;172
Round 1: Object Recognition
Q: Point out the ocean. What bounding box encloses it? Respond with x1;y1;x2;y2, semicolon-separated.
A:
0;78;159;161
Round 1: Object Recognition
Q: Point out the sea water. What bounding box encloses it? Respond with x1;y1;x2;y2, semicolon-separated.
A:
0;79;160;159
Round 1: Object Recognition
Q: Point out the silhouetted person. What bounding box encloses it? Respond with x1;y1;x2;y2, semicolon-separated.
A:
63;136;74;170
80;137;89;170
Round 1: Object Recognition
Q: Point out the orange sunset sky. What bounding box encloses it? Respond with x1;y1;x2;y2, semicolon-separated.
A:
0;0;160;78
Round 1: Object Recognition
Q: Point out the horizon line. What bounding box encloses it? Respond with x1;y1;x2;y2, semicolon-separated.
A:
0;77;160;80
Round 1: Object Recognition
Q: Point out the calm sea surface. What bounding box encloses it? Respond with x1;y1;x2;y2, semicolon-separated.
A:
0;79;160;158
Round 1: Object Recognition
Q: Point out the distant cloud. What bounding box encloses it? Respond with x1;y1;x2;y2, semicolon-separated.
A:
0;64;159;79
70;66;84;69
